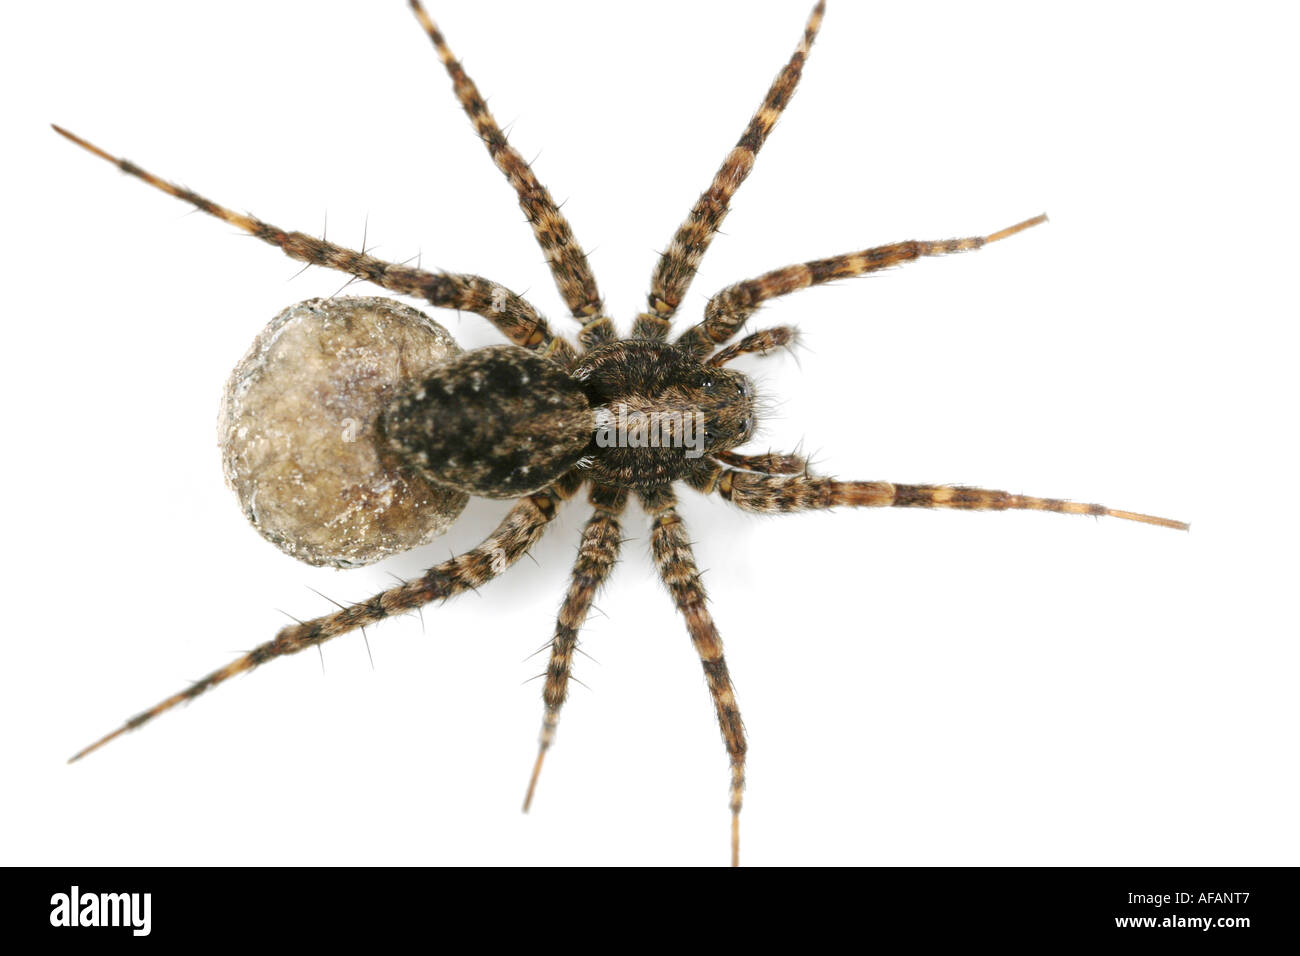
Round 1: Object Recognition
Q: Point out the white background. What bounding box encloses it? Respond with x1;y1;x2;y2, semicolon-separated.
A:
2;1;1295;867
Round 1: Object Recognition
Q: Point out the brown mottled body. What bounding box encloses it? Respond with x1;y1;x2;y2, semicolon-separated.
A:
382;345;592;498
575;340;756;489
60;2;1185;865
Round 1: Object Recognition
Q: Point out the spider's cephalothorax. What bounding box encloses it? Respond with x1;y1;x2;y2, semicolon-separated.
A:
58;0;1186;866
381;339;757;498
575;340;758;490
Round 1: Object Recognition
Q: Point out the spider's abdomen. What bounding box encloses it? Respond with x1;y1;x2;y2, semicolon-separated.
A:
381;345;592;499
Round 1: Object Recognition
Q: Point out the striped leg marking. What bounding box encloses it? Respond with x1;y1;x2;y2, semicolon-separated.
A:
634;1;826;341
641;485;748;867
69;476;582;764
524;483;628;811
51;124;578;367
678;215;1047;358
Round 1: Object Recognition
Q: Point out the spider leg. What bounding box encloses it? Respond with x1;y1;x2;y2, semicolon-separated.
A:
523;483;628;812
633;1;826;341
713;449;810;476
678;214;1047;357
707;326;798;367
640;485;747;867
688;463;1189;530
407;1;615;349
68;474;583;764
51;124;578;368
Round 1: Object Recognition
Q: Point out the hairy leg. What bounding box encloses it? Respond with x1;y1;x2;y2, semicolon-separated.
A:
524;483;628;811
408;1;614;349
707;326;797;367
51;124;579;367
640;485;748;867
69;474;584;763
713;449;810;476
688;463;1188;530
678;214;1046;357
633;1;826;341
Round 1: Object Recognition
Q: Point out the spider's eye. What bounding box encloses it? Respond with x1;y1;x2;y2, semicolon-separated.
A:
733;381;746;396
699;377;715;390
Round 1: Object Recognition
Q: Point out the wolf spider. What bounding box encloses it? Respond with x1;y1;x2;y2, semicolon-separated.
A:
57;0;1186;865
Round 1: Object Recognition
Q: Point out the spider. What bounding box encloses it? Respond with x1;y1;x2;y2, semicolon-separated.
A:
56;0;1186;866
